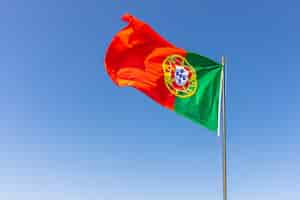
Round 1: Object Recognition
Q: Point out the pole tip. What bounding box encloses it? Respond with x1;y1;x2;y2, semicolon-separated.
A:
221;56;225;66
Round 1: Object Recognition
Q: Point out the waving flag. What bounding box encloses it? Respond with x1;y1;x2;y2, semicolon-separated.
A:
104;14;223;131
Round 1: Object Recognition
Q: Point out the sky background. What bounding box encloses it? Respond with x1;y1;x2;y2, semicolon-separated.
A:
1;1;300;200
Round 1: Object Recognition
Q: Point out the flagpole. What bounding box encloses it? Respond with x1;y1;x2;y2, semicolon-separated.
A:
221;56;228;200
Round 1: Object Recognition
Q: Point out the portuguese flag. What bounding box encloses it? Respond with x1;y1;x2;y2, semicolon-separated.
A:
105;14;223;131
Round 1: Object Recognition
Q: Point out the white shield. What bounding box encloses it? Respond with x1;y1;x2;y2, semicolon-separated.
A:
174;65;189;86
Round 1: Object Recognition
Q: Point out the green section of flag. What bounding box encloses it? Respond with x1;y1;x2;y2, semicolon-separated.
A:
174;52;222;131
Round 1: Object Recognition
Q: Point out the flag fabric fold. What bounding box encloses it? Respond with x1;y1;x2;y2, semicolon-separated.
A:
105;14;222;131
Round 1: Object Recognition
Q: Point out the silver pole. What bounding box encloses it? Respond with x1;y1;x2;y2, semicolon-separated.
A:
221;56;227;200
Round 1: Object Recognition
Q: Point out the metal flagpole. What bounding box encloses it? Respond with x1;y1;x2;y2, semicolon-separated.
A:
221;56;227;200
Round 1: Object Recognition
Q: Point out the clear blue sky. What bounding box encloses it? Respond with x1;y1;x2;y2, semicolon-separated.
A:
1;1;299;200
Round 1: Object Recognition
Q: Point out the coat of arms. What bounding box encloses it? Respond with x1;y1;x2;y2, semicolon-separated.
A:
162;54;197;98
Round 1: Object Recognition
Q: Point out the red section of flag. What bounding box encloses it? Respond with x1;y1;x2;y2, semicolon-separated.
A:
105;14;186;109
